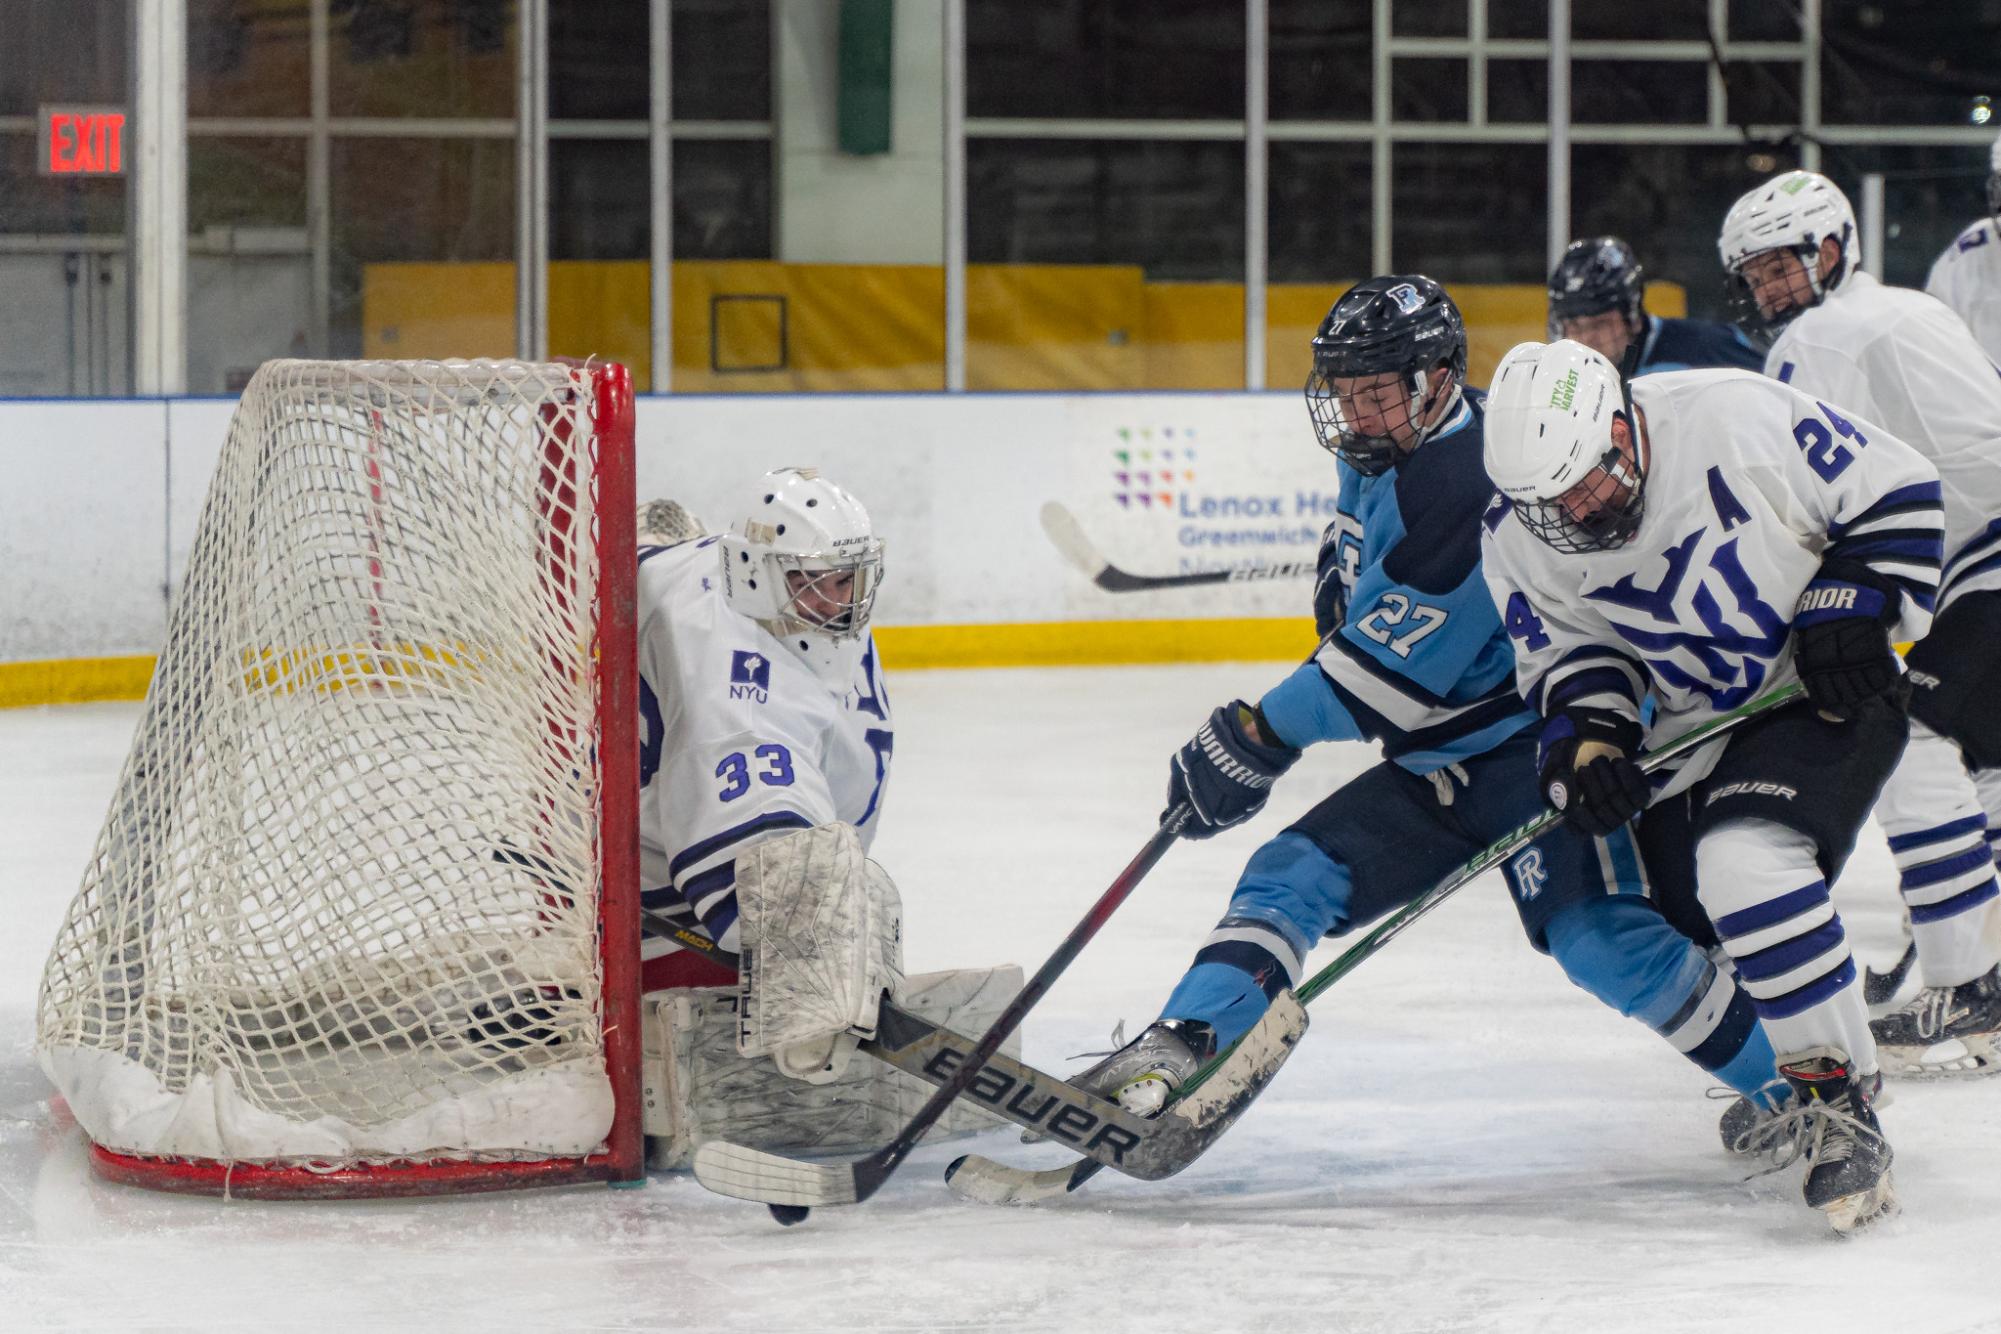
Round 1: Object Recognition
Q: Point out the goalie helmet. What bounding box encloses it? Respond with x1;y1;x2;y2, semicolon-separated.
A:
1483;339;1647;555
718;467;885;677
1304;275;1469;476
1718;170;1858;335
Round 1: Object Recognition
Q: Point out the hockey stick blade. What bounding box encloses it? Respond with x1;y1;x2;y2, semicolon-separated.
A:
946;683;1803;1205
1864;935;1918;1006
689;814;1190;1215
1039;501;1313;594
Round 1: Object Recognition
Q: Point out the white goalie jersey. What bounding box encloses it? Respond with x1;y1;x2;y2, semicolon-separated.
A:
1767;269;2001;611
636;537;894;966
1482;369;1943;796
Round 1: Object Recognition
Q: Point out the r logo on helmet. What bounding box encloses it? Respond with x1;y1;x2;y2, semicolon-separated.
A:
1386;283;1425;315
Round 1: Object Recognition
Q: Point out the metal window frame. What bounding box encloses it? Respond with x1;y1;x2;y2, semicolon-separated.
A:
97;0;1995;396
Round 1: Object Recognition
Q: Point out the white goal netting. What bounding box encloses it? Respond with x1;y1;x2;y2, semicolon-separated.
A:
36;359;639;1188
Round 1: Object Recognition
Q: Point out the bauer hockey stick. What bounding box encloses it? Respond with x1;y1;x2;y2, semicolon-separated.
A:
946;682;1806;1205
692;805;1196;1222
1040;501;1316;593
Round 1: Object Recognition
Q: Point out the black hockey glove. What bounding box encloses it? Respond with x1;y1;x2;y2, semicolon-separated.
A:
1166;701;1302;838
1791;560;1908;721
1537;708;1649;837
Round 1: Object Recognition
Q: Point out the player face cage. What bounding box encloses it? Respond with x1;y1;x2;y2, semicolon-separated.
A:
768;542;886;640
1724;243;1833;337
1513;419;1648;555
1304;367;1452;476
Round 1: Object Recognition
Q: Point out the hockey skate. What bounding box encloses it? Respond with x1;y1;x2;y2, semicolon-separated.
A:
1716;1081;1800;1158
1762;1047;1897;1233
1868;965;2001;1078
1074;1019;1214;1117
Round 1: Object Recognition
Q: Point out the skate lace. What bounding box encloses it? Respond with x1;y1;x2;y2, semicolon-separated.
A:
1747;1091;1883;1178
1892;985;1965;1041
1706;1083;1797;1156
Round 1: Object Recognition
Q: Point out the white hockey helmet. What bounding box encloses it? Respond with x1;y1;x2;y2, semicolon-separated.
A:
1483;339;1647;554
1717;170;1858;331
717;467;885;676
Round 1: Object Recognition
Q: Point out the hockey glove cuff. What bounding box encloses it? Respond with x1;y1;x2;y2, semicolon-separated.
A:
1166;701;1303;838
1792;559;1907;721
1538;709;1650;838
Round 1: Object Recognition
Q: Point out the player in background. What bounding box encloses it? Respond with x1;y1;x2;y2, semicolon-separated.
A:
1546;235;1765;375
1481;338;1944;1230
1924;131;2001;365
1722;170;2001;1076
637;467;899;1081
1074;276;1782;1139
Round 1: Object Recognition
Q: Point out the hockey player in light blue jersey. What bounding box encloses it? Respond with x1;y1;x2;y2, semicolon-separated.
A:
1077;277;1783;1138
1548;236;1765;376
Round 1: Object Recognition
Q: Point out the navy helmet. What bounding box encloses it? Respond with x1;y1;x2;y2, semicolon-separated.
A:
1305;275;1468;476
1546;236;1646;335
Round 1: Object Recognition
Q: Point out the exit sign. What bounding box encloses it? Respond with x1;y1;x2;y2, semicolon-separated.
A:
39;105;126;176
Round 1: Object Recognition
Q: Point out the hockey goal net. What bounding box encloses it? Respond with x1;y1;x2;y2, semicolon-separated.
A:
36;359;642;1198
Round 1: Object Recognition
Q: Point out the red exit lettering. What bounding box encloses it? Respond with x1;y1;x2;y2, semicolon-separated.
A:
42;109;125;176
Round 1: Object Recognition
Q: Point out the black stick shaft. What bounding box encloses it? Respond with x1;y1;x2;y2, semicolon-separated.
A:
854;808;1189;1194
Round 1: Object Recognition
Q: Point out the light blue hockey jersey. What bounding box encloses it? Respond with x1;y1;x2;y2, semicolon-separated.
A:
1259;390;1536;773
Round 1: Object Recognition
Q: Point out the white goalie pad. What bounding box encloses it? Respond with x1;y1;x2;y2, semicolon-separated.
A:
645;965;1024;1169
735;823;902;1079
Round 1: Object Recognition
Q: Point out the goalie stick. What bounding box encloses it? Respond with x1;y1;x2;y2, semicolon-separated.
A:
1040;500;1315;593
692;806;1196;1221
945;683;1805;1206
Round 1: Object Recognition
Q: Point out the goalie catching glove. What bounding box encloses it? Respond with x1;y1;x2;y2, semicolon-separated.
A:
1791;559;1908;720
1166;701;1302;838
1538;707;1649;837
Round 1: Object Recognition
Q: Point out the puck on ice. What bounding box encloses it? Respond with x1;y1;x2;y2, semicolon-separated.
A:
768;1203;811;1226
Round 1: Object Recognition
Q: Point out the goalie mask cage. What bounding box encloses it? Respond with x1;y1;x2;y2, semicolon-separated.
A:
35;359;642;1199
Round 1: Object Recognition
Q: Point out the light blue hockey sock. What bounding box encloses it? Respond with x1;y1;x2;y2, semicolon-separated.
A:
1157;832;1354;1051
1545;896;1778;1103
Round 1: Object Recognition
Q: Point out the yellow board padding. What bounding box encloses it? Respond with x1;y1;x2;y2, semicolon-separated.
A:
360;259;1687;393
0;656;156;708
873;617;1317;669
0;620;1319;709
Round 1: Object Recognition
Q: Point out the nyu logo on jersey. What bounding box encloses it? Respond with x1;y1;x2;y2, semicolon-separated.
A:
1386;282;1424;315
729;650;771;703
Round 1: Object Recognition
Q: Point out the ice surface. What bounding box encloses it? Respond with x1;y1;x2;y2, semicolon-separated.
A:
1;671;1994;1332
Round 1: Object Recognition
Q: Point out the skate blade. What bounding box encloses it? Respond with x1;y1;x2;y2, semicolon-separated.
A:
1876;1032;2001;1080
1822;1173;1899;1235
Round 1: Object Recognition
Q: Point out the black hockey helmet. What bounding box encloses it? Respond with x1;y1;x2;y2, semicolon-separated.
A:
1546;236;1646;334
1305;275;1468;476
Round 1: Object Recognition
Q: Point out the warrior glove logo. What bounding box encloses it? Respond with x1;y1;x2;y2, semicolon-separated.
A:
1797;586;1859;616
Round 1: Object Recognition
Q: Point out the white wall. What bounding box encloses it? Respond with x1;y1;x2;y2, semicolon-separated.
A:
776;0;945;264
0;390;1334;663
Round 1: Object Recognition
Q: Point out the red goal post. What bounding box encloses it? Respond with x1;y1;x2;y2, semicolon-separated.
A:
36;359;643;1198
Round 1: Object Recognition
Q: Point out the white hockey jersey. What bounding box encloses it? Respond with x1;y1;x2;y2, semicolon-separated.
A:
1482;368;1943;796
636;538;893;960
1926;217;2001;368
1768;269;2001;609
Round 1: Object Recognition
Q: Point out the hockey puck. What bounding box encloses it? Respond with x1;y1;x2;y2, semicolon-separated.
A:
768;1203;811;1227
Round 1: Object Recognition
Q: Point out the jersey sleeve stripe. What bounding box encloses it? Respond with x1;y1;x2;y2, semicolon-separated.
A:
1314;643;1490;732
1825;482;1943;540
1943;518;2001;583
667;809;813;879
1526;647;1647;716
1316;631;1456;712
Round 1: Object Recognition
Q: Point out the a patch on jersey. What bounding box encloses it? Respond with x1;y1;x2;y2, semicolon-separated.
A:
729;650;771;702
1386;282;1424;315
